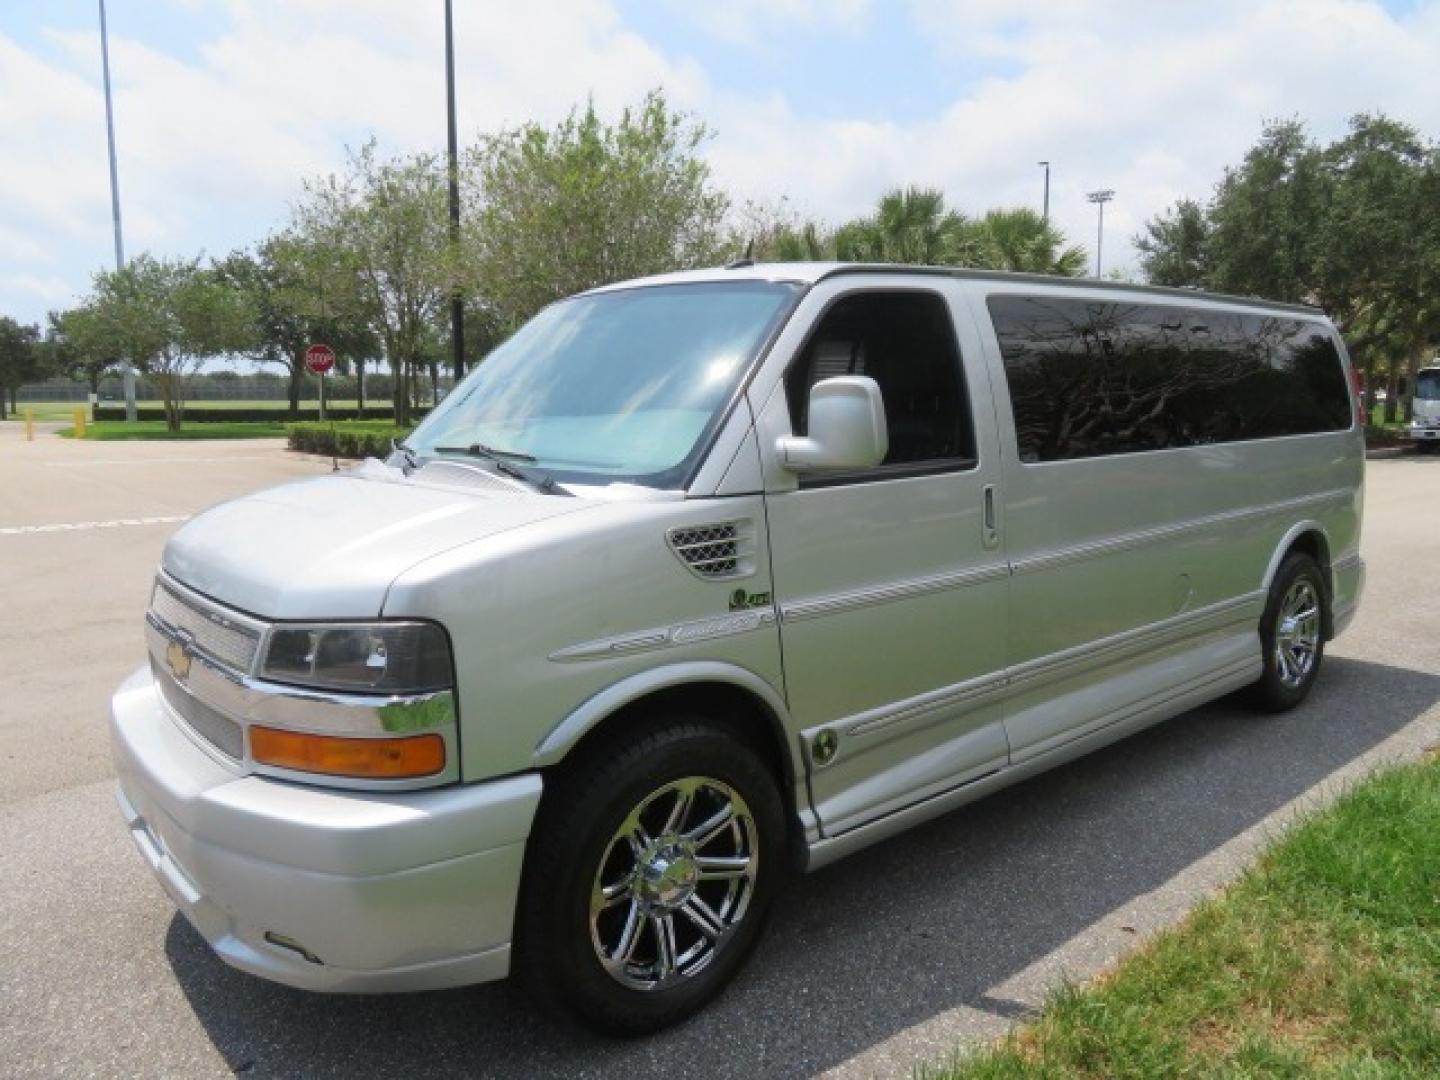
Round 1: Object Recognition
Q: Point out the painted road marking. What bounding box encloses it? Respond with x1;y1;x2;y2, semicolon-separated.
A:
0;515;190;536
44;455;287;466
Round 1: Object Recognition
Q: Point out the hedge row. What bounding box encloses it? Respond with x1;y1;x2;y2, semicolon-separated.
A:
287;422;413;459
95;406;424;423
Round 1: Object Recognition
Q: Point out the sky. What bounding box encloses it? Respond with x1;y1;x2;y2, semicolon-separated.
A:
4;0;1440;328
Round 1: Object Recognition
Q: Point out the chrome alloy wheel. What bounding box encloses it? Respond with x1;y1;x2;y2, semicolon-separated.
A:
589;777;759;991
1274;578;1321;689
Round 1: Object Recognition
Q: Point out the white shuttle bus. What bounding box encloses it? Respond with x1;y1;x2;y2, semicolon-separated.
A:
111;264;1365;1034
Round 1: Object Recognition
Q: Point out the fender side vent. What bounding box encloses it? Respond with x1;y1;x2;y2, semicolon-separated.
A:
667;521;755;580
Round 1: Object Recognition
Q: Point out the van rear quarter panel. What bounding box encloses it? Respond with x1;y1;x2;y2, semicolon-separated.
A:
961;282;1363;754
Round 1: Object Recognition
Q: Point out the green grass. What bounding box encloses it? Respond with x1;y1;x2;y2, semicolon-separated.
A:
3;402;93;422
57;420;289;440
930;756;1440;1079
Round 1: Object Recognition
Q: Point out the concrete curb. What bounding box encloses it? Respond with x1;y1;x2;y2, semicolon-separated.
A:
828;711;1440;1080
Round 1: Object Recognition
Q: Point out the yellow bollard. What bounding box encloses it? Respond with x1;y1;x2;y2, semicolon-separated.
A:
25;407;34;442
73;407;86;439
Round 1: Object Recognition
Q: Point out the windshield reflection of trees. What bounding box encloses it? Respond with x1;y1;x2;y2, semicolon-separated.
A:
993;297;1351;462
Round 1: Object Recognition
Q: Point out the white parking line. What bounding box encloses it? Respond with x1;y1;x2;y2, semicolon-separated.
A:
0;515;190;536
44;455;284;466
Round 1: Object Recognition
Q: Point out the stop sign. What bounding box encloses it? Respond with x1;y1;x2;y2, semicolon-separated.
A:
304;344;335;375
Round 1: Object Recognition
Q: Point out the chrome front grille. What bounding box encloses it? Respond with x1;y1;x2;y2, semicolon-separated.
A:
153;659;245;760
667;522;754;579
149;579;261;673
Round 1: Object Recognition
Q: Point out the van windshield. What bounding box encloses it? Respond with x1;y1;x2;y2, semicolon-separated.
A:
406;281;798;489
1416;369;1440;402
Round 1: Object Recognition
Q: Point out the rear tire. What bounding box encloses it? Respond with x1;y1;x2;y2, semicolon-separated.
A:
514;718;785;1036
1246;552;1327;713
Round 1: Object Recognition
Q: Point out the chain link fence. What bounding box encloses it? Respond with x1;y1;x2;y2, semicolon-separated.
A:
14;373;443;404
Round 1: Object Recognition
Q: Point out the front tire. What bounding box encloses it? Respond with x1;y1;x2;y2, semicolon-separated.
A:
514;719;785;1036
1246;552;1327;712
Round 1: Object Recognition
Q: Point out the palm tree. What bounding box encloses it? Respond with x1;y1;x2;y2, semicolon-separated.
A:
769;222;834;261
968;208;1088;276
761;190;1087;277
858;187;987;265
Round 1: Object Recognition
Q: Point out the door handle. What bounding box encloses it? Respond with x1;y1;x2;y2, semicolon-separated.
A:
982;484;999;549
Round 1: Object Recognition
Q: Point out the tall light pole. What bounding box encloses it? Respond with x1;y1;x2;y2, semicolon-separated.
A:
444;0;464;383
1038;161;1050;223
1087;189;1115;278
98;0;137;421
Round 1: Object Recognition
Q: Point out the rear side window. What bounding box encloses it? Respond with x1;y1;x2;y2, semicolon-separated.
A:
786;291;975;471
988;296;1352;463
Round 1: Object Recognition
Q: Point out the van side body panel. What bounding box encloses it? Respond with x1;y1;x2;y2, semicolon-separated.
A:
963;281;1362;764
384;494;794;786
751;277;1013;838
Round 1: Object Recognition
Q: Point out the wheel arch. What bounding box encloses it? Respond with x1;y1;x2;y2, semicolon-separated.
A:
533;662;801;791
1261;521;1335;638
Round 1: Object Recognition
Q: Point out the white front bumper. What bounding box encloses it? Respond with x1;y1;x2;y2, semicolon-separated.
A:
110;665;543;993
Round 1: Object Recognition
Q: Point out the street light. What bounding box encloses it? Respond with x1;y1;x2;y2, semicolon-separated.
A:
444;0;465;383
1038;161;1050;222
1087;189;1115;278
98;0;137;421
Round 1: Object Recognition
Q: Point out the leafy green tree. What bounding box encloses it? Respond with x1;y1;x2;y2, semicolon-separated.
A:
969;207;1087;275
44;307;117;401
1205;119;1330;304
727;197;830;261
85;254;252;430
740;199;835;260
756;189;1085;275
0;316;44;419
1313;115;1440;421
760;188;1082;276
770;222;834;261
462;90;729;324
294;144;451;425
217;235;379;418
843;187;979;263
1137;114;1440;423
1134;198;1212;287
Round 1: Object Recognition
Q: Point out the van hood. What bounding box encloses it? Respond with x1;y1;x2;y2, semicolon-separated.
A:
162;467;596;619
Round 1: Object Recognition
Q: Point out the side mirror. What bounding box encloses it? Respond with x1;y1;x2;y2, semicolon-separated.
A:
776;376;888;472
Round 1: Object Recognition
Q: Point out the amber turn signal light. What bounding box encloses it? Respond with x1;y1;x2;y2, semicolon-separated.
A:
249;727;445;779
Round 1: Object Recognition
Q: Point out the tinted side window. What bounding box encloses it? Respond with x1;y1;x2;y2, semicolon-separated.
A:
989;296;1351;462
787;291;975;469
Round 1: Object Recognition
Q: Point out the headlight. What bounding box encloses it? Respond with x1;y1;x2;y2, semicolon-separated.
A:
261;622;453;694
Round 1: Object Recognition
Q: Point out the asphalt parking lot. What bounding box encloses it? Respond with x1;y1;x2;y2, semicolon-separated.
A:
1;423;1437;1079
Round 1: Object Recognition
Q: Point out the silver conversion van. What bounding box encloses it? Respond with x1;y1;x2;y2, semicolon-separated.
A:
111;264;1365;1034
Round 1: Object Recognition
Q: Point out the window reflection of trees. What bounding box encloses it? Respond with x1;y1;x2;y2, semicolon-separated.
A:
991;297;1350;462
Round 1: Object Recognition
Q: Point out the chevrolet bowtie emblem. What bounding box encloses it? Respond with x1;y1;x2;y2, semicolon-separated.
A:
166;637;193;681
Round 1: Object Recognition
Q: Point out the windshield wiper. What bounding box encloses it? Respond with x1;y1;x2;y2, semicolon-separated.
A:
436;442;537;464
432;443;569;496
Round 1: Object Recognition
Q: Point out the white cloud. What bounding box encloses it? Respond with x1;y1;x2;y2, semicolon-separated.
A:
709;0;1440;276
654;0;872;48
2;0;1439;325
0;1;704;323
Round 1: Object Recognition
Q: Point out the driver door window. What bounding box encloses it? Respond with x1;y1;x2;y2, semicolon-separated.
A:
785;290;976;476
